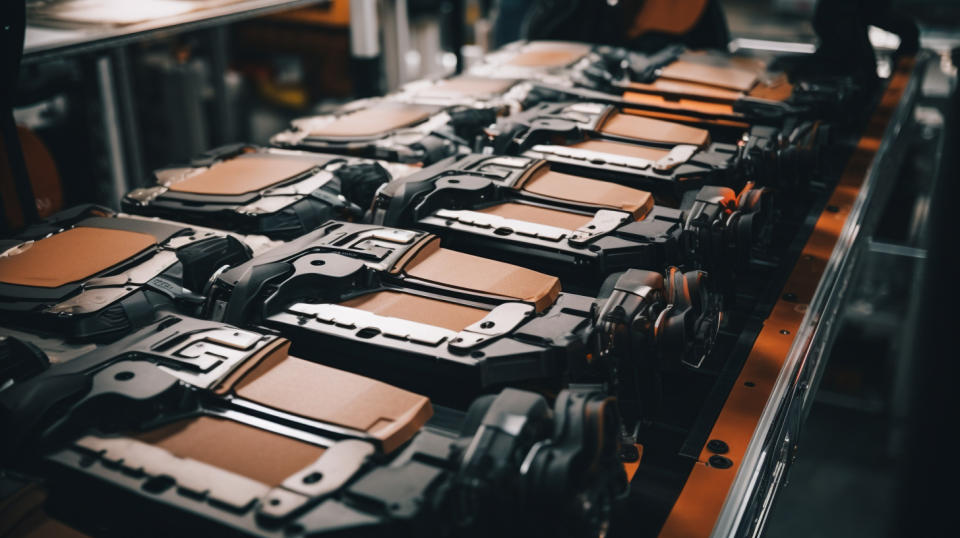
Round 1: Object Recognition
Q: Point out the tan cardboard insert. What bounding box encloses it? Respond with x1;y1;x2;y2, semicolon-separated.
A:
659;60;758;92
340;290;489;331
567;139;672;162
0;226;156;288
520;167;654;219
505;43;591;68
622;91;739;117
307;103;440;138
402;242;561;311
598;112;710;146
626;78;745;103
134;416;325;486
168;154;318;195
220;340;432;454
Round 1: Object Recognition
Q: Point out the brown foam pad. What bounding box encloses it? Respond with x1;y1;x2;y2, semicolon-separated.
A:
505;43;591;68
402;244;561;312
0;226;156;288
521;167;654;219
476;202;593;230
134;416;325;487
626;78;744;103
598;112;710;146
168;154;317;195
231;345;432;453
568;139;671;162
419;76;517;98
307;103;440;138
340;290;489;331
659;60;758;92
621;92;739;117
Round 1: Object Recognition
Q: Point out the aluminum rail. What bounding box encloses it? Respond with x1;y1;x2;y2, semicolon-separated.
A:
709;54;931;538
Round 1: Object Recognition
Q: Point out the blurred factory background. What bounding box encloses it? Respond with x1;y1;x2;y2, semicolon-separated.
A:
3;1;959;536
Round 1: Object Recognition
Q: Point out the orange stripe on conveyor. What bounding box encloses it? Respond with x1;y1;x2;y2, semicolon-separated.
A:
658;58;914;538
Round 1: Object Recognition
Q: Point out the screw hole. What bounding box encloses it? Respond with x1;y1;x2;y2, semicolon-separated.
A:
744;381;755;387
480;321;495;329
780;329;790;335
310;259;326;266
357;327;381;339
708;455;733;469
114;371;135;381
303;472;323;484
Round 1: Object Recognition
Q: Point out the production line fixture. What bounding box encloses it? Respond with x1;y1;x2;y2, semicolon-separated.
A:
0;206;269;359
204;221;719;423
371;153;771;294
0;38;928;538
270;98;499;165
123;144;418;240
0;314;623;536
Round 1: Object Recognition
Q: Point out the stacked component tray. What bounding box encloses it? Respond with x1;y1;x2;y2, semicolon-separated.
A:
0;40;918;537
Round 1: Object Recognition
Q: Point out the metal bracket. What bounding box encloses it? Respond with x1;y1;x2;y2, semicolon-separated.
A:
75;434;271;511
259;440;375;519
284;303;456;347
530;144;654;170
569;210;632;246
432;208;569;242
158;328;273;389
125;185;167;205
449;302;534;351
653;145;700;172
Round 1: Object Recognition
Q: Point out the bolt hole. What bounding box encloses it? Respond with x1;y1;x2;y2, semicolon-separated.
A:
707;439;729;454
143;475;175;494
448;179;460;184
780;329;790;335
303;472;323;484
114;371;135;381
269;498;281;506
480;321;495;329
357;327;381;339
708;455;733;469
744;381;755;387
310;259;326;266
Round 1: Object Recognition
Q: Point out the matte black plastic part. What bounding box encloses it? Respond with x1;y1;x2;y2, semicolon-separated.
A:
0;335;48;388
0;205;253;343
124;146;401;240
372;153;765;296
0;314;624;537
